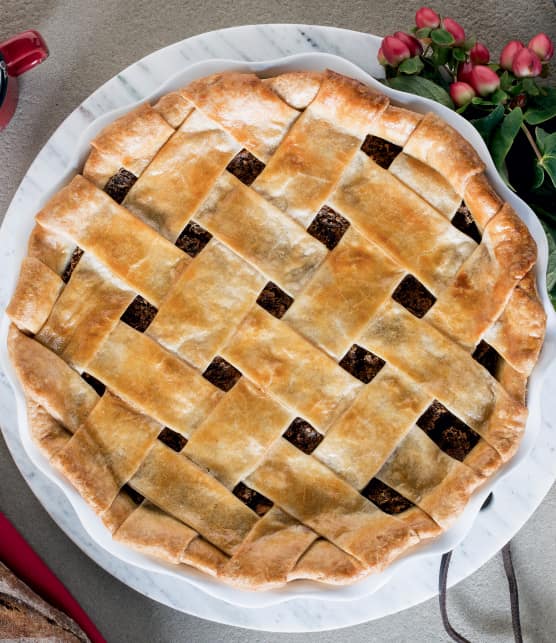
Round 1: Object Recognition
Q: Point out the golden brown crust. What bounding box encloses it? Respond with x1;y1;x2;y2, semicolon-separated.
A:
6;69;546;591
369;105;423;146
263;71;323;109
114;500;197;564
485;269;546;374
25;401;71;459
6;258;64;335
152;91;194;128
463;172;504;230
181;72;299;162
426;203;538;349
288;540;366;585
84;103;174;183
8;325;99;432
403;112;485;195
27;224;74;275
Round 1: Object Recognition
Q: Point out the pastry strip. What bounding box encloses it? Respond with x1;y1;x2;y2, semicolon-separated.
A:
87;322;222;436
181;72;299;163
83;103;174;187
330;151;476;292
184;379;293;488
195;172;327;296
222;307;362;430
8;326;98;433
130;441;258;554
52;392;161;513
314;366;431;489
359;300;527;460
284;227;404;358
147;240;265;369
36;176;189;307
252;70;388;226
124;110;241;240
6;257;64;335
35;254;134;369
426;204;537;349
377;425;483;528
247;439;418;567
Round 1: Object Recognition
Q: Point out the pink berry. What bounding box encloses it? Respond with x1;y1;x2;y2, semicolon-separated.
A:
469;65;500;96
500;40;525;70
450;81;476;106
377;47;388;66
470;42;490;65
512;47;542;78
457;61;474;84
442;17;466;46
381;35;412;66
415;7;441;29
528;33;554;62
393;31;423;57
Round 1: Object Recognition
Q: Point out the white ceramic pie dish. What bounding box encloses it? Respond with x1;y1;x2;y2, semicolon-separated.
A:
1;50;555;610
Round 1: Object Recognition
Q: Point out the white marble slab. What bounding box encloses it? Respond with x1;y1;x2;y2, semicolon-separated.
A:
1;24;556;632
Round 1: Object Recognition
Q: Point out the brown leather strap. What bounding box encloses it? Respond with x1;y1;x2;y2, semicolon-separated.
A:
439;538;523;643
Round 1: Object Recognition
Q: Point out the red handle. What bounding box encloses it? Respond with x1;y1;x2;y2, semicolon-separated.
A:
0;30;49;77
0;512;106;642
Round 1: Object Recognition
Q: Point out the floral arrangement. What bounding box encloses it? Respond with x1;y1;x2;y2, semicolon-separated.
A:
378;7;556;305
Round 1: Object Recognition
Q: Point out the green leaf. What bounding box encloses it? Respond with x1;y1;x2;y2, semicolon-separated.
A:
462;36;476;51
524;87;556;124
535;127;556;188
490;107;524;188
431;45;450;66
430;28;455;47
470;104;505;143
499;71;514;92
415;27;431;38
453;48;466;62
535;127;556;155
507;81;524;96
540;219;556;307
522;78;540;96
398;56;425;75
384;75;454;108
471;97;496;106
491;88;508;104
533;164;545;189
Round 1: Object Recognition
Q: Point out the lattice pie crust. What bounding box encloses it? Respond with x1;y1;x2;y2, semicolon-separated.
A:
6;70;546;589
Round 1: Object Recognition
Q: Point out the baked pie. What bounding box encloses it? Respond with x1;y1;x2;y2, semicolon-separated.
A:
6;69;546;589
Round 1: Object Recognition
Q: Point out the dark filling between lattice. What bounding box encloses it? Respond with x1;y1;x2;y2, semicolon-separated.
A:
361;478;414;515
157;427;188;452
81;372;106;397
451;202;482;243
360;135;402;169
104;168;138;204
256;282;294;319
307;205;350;250
283;417;324;454
122;484;144;505
61;247;84;284
392;274;436;318
175;221;212;257
120;295;158;332
339;344;385;384
472;340;501;378
202;356;242;392
226;149;265;186
233;482;273;516
417;400;480;461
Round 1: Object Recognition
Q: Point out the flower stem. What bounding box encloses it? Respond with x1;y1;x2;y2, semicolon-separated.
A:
520;122;543;162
